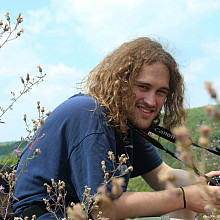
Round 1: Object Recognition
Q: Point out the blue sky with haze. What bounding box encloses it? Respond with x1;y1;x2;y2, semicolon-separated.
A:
1;0;220;141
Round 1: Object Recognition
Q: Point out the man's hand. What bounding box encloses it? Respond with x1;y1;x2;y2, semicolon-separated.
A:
184;184;220;213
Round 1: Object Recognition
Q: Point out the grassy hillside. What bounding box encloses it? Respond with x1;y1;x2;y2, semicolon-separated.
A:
0;141;27;154
0;141;27;166
185;105;219;140
157;105;220;169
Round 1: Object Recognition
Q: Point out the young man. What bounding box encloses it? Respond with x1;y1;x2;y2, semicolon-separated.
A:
13;37;220;219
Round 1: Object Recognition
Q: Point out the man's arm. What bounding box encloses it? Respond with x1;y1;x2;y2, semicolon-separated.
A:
91;163;220;219
91;163;191;219
92;184;220;219
141;162;197;219
91;187;184;219
142;162;197;191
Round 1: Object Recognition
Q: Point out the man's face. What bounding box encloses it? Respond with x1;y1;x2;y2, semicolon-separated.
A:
130;62;170;129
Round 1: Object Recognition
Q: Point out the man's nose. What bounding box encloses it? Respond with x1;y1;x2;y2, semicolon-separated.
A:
143;92;156;107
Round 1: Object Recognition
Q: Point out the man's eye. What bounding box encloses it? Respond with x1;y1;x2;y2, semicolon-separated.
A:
158;90;168;95
158;90;165;93
138;85;148;90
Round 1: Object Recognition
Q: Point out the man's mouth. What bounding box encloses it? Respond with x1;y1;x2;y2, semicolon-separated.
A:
139;106;154;113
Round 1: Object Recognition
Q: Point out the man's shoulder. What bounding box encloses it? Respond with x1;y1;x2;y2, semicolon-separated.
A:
50;93;103;122
67;93;97;107
56;93;98;112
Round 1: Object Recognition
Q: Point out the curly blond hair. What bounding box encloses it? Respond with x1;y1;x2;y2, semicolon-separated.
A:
79;37;185;132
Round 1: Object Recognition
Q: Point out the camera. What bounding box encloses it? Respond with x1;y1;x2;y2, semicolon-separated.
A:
209;175;220;186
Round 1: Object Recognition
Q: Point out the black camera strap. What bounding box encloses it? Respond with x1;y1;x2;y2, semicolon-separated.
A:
129;123;220;159
128;123;219;185
129;124;182;162
147;125;220;157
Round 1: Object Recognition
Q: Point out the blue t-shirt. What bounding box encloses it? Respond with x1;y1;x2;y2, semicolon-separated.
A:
13;93;162;218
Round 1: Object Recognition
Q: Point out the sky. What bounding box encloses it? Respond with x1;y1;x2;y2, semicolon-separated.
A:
0;0;220;142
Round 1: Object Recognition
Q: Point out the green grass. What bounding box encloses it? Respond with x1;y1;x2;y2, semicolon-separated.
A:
127;176;153;192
